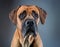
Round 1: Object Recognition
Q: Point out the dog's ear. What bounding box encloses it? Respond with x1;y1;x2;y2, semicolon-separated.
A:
36;6;47;24
9;6;20;25
40;8;47;24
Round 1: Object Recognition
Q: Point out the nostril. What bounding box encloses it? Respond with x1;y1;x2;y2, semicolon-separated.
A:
27;21;30;25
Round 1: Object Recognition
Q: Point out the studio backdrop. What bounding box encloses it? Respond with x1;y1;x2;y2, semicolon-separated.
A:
0;0;60;47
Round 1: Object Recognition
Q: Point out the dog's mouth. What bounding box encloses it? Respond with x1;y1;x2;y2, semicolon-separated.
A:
22;19;37;37
25;25;36;37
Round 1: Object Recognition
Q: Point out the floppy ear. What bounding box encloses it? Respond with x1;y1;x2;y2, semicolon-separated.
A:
36;6;47;24
9;6;20;25
40;8;47;24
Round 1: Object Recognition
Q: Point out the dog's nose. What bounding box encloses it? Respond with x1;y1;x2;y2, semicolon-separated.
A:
27;21;34;26
26;20;34;26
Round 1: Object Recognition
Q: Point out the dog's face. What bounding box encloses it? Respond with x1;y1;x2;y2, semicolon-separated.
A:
9;5;47;37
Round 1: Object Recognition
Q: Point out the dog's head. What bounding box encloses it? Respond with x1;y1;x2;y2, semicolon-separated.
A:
9;5;47;37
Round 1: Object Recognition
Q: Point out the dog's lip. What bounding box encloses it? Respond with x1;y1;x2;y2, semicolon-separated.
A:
22;20;37;37
24;26;36;37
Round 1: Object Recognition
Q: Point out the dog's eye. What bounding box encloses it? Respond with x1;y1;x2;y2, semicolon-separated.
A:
32;11;38;19
19;11;26;20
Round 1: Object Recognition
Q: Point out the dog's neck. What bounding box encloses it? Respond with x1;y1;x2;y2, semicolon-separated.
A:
16;28;24;44
16;28;35;47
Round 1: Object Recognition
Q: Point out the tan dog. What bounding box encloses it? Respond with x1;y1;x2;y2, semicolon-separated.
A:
9;5;47;47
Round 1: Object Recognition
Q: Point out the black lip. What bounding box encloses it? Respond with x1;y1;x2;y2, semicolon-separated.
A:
24;26;36;37
22;19;37;37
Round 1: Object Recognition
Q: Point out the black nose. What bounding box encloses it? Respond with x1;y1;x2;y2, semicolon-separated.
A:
26;20;34;26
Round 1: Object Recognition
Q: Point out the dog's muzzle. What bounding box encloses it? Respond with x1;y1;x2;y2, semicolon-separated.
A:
22;19;37;37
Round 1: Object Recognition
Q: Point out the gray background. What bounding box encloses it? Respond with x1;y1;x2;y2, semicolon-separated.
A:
0;0;60;47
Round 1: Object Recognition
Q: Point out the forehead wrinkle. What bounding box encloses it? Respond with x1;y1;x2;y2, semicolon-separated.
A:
17;6;27;16
29;6;39;14
17;5;40;16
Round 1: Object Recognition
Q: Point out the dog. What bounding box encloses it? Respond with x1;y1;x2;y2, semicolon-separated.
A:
9;5;47;47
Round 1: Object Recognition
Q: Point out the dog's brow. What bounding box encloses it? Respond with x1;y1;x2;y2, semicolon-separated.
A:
19;10;27;20
32;10;38;19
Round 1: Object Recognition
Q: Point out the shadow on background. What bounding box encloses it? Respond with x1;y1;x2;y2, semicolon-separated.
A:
0;0;60;47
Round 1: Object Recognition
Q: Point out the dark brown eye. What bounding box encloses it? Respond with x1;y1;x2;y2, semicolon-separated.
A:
32;10;38;19
19;11;26;20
